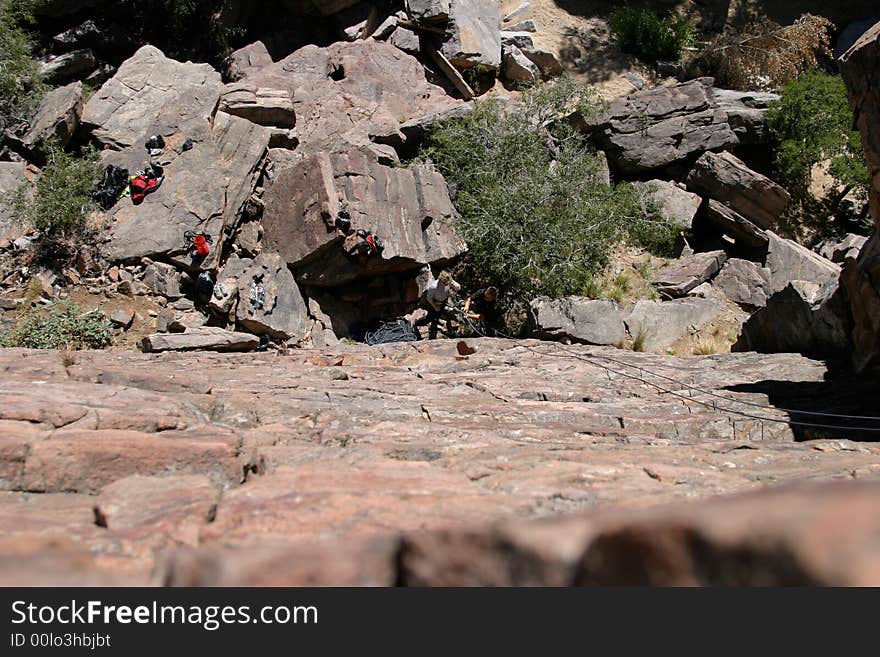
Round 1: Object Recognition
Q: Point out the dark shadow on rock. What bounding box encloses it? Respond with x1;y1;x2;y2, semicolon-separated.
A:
558;25;632;83
725;362;880;441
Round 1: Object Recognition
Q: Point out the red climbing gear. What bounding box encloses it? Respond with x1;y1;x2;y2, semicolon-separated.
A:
184;231;213;257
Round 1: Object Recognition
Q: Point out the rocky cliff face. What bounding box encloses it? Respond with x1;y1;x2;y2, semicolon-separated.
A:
840;21;880;372
1;341;879;585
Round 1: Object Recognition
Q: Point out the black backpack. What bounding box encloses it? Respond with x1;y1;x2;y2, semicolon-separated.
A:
196;270;215;302
93;164;130;209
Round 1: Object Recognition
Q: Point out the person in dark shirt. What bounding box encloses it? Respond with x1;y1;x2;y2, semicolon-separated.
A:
464;286;500;336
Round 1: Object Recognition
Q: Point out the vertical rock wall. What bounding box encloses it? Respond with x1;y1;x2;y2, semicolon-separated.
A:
840;22;880;372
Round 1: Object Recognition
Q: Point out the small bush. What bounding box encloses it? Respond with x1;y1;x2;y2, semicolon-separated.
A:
0;0;45;131
696;13;833;90
609;7;696;62
10;142;101;239
420;77;678;301
767;69;869;202
0;302;113;350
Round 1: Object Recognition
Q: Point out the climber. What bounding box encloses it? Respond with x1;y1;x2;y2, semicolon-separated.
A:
463;286;501;336
346;228;384;257
414;270;461;339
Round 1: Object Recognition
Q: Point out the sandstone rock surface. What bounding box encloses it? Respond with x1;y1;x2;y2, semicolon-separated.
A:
632;180;702;231
652;251;727;299
625;298;730;352
249;41;461;157
440;0;502;70
764;232;841;296
1;343;878;585
587;79;739;175
261;148;465;287
21;81;84;154
528;297;626;345
713;258;772;309
82;45;222;151
686;151;790;230
141;327;260;352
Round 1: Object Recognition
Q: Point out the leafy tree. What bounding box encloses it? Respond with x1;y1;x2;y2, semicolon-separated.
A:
609;7;696;62
697;13;833;90
766;69;869;203
0;0;44;131
420;78;678;301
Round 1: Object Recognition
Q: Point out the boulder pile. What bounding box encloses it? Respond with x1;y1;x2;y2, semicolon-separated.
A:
0;10;877;365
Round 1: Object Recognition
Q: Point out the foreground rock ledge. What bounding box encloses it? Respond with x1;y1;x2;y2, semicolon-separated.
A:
0;341;878;585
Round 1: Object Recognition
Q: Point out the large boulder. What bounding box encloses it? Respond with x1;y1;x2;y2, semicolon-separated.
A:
586;79;740;175
528;297;626;345
248;41;461;158
712;88;779;144
734;280;851;356
625;298;729;353
233;253;309;341
440;0;502;70
21;82;83;155
142;262;183;300
390;25;422;56
86;48;270;267
686;151;790;230
703;199;769;248
817;233;868;264
632;180;702;231
712;258;772;310
502;45;540;84
764;232;841;296
406;0;450;22
840;21;880;371
141;327;260;353
261;148;465;287
227;41;274;81
218;83;296;128
842;235;880;371
100;111;270;268
82;45;223;151
40;49;97;85
651;251;727;299
520;47;563;79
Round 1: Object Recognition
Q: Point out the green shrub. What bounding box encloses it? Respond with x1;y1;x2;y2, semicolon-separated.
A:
767;69;869;202
420;78;677;301
609;7;695;62
0;302;113;350
0;0;45;130
10;142;101;239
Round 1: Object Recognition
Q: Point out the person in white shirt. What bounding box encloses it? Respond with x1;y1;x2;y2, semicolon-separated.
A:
414;270;461;339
